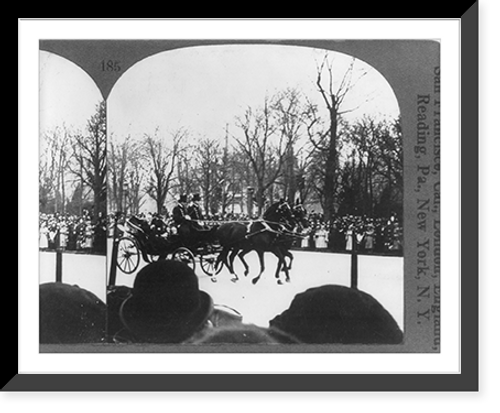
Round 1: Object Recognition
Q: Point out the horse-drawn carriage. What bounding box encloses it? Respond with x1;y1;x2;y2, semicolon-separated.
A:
114;215;222;276
114;201;310;284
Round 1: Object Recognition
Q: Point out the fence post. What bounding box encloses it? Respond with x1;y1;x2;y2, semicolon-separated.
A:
350;229;358;289
55;229;63;283
108;214;120;288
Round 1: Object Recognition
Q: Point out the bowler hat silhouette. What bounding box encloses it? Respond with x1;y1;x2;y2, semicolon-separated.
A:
120;260;213;343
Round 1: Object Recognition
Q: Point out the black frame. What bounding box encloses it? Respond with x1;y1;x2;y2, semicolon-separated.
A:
11;8;479;392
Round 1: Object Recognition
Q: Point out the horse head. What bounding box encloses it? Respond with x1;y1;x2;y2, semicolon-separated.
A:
264;201;295;228
292;205;310;230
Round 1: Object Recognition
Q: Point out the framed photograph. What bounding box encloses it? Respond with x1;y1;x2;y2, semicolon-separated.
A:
12;11;477;391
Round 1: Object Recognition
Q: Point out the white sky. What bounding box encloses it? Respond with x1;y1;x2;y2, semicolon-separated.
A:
40;44;400;146
108;45;400;143
39;50;103;136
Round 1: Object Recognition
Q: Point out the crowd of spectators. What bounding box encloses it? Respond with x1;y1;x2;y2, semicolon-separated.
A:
39;211;107;254
299;213;403;255
109;209;403;256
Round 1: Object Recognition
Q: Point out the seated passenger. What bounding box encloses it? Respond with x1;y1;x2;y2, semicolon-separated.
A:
172;194;189;227
187;193;205;224
150;213;168;236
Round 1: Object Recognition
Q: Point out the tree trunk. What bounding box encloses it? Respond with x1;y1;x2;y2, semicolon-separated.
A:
286;145;296;203
323;108;338;222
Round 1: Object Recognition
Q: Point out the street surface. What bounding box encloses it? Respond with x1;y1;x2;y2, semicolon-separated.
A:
40;248;403;330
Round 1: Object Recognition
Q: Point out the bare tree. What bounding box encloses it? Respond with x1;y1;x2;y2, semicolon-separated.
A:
336;115;403;217
108;133;127;213
126;153;148;216
70;101;107;219
39;127;71;213
233;95;291;215
192;136;226;215
305;55;370;222
176;143;196;201
294;141;317;205
272;88;308;203
225;146;251;215
218;126;237;215
143;127;185;214
107;134;144;214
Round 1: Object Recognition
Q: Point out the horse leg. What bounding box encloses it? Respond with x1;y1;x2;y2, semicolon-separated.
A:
234;247;251;277
251;250;266;285
283;249;293;271
215;248;228;271
273;248;290;284
279;250;289;272
234;248;250;277
223;248;234;273
227;248;241;282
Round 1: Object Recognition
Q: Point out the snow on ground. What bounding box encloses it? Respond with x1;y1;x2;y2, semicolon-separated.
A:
40;248;403;330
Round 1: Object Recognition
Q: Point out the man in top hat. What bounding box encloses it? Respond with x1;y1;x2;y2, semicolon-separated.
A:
187;193;205;230
172;194;189;227
172;194;204;240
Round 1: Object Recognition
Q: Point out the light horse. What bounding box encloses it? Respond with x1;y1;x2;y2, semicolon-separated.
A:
214;201;302;285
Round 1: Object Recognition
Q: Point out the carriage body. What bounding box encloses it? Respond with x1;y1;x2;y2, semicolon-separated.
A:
115;215;222;276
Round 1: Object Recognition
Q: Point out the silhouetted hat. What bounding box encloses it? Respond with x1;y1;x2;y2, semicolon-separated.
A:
120;260;213;343
40;282;106;344
192;193;201;202
179;194;188;203
269;285;403;344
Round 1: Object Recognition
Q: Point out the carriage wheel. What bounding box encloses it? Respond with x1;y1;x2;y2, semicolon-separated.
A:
199;246;223;276
116;236;140;274
171;247;196;272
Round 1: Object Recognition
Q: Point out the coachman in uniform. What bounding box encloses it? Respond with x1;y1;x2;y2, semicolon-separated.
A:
172;194;189;227
188;193;206;231
188;193;204;221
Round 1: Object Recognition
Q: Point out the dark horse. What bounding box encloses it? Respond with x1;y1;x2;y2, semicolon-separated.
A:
274;203;310;273
214;201;306;284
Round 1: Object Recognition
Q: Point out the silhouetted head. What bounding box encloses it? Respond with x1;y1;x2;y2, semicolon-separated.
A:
269;285;403;345
40;282;106;344
187;323;300;345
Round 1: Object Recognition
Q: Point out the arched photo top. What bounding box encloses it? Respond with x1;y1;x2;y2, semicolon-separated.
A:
107;44;400;142
39;50;103;136
39;50;107;234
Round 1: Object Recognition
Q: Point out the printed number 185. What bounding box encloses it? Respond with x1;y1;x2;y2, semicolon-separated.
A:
101;60;121;72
